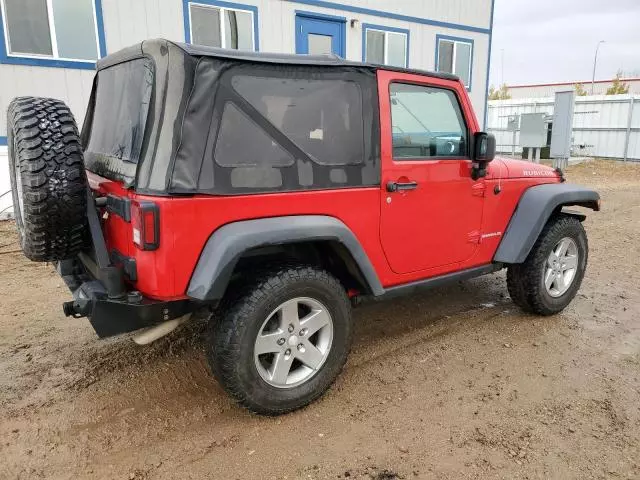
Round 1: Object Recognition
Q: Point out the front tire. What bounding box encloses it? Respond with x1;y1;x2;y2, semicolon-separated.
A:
507;214;588;315
207;265;352;415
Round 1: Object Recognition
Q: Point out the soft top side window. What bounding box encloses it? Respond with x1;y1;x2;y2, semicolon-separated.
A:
231;75;365;166
197;64;380;194
389;83;468;160
214;102;294;168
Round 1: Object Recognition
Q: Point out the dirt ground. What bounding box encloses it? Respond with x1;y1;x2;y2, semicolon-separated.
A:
1;160;639;480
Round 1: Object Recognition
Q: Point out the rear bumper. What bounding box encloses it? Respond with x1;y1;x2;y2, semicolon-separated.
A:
56;255;194;338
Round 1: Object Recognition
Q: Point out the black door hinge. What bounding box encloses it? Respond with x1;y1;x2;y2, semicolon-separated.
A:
106;195;131;222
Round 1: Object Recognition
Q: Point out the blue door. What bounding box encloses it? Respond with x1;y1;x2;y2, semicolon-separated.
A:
295;14;345;57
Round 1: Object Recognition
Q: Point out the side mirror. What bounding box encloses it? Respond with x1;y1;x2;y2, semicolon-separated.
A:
471;132;496;180
473;132;496;162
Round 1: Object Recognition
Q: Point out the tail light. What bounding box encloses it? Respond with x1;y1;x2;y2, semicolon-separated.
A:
131;200;160;250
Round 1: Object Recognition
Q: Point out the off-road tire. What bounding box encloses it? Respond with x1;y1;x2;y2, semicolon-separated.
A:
7;97;88;261
506;266;534;313
507;214;588;315
207;265;352;415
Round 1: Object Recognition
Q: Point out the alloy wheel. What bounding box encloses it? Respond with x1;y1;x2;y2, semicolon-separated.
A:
254;297;333;388
543;237;579;297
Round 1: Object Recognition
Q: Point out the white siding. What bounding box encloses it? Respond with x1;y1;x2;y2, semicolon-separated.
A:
0;0;492;136
0;64;95;140
101;0;184;52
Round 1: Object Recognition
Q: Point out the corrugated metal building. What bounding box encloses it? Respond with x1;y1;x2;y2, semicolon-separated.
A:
507;78;640;99
487;95;640;160
0;0;495;216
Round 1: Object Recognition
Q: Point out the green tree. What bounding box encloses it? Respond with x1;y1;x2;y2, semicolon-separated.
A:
488;83;511;100
574;83;588;96
606;71;630;95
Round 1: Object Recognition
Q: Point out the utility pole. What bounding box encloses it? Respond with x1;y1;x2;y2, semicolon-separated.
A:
591;40;605;94
501;49;505;85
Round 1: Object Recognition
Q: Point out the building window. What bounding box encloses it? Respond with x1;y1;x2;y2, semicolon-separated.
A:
0;0;103;64
363;24;408;68
436;35;473;90
187;1;257;51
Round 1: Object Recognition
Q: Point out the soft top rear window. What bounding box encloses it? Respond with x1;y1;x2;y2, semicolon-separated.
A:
84;58;153;181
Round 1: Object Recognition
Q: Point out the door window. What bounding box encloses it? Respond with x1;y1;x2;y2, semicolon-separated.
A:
307;34;333;55
389;83;467;160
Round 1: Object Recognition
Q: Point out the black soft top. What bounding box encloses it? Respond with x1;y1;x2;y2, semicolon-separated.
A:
84;39;459;195
97;38;459;82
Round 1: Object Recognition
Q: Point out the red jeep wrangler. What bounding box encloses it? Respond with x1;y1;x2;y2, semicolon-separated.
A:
8;40;599;415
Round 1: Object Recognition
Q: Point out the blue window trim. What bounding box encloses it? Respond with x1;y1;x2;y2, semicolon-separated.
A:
0;0;106;70
183;0;260;51
294;10;346;58
0;136;6;146
361;23;410;68
288;0;490;35
435;34;474;92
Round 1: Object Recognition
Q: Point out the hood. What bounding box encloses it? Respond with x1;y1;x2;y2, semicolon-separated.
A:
489;156;559;180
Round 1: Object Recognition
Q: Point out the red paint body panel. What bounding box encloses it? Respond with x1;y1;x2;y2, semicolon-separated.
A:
89;170;386;299
86;70;560;301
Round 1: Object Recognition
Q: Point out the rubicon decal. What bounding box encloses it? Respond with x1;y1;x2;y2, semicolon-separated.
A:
522;170;550;176
481;231;502;239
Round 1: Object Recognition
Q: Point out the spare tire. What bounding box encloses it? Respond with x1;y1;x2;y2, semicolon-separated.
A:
8;96;88;262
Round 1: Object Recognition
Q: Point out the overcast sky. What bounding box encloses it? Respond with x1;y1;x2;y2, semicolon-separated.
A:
489;0;640;87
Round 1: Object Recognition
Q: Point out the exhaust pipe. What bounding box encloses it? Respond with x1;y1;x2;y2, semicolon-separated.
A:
62;300;77;317
132;314;191;345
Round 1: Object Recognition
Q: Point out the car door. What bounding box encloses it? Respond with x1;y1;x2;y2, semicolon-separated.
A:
378;70;484;275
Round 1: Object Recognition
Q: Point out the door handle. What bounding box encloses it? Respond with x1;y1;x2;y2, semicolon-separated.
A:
386;181;418;192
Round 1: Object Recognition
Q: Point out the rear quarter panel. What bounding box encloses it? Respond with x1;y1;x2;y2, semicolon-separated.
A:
131;188;386;299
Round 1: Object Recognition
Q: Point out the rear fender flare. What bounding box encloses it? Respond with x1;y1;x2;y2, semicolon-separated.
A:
187;215;384;301
494;183;600;264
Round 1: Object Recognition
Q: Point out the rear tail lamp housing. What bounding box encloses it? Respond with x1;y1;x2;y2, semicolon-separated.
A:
131;200;160;251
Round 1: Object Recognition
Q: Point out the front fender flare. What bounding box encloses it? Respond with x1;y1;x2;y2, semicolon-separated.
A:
187;215;384;301
494;183;599;263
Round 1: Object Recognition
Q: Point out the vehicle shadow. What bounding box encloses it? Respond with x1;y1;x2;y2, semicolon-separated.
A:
351;272;509;348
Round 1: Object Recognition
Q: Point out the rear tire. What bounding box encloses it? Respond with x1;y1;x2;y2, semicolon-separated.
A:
7;97;88;261
507;214;588;315
207;265;352;415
